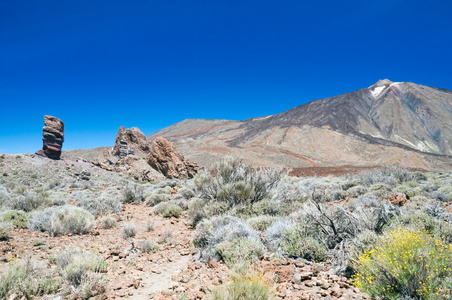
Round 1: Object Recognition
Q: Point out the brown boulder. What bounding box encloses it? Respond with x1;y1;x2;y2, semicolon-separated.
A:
35;115;64;159
112;126;150;158
147;137;200;179
389;194;408;206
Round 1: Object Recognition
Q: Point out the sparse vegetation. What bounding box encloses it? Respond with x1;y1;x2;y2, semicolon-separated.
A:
2;152;452;299
99;216;117;229
212;271;274;300
353;228;452;299
0;255;60;299
121;222;137;239
154;202;183;218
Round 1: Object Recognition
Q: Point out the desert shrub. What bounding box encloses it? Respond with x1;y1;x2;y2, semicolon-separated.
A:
431;190;450;202
159;229;174;244
53;248;107;286
357;167;414;187
216;238;264;267
346;185;368;198
178;187;196;199
264;218;295;250
28;206;64;233
412;171;428;182
122;184;144;204
0;221;12;241
146;218;155;231
347;195;379;212
0;187;11;207
0;210;28;229
247;216;278;231
277;224;327;261
121;222;137;239
271;177;307;203
187;198;209;226
153;202;183;218
347;230;380;271
76;196;122;217
51;207;94;236
28;206;94;236
194;156;283;206
139;240;160;253
233;197;304;219
9;190;51;212
0;256;60;299
145;193;171;206
193;215;261;262
155;186;173;194
352;228;452;299
99;216;117;229
384;213;452;244
212;271;274;300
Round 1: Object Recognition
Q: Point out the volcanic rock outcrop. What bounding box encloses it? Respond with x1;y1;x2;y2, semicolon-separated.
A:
147;137;200;179
94;127;162;181
112;126;150;158
35;115;64;160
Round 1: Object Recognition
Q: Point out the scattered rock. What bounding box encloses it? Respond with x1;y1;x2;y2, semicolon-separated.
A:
389;193;409;206
35;115;64;159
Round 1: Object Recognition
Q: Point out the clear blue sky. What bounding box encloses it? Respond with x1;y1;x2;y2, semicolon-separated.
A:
1;0;451;153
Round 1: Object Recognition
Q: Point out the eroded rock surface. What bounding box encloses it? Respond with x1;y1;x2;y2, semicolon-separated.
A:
35;115;64;160
94;127;163;181
147;137;200;179
112;126;150;158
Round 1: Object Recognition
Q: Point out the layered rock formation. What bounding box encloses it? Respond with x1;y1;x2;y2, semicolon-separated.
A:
35;115;64;160
147;137;200;179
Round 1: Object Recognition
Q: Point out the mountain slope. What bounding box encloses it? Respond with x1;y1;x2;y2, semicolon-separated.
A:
147;80;452;171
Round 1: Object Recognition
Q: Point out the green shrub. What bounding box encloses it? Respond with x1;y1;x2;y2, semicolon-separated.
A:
153;202;182;218
216;238;263;267
385;213;452;244
0;210;28;229
0;221;12;241
212;271;274;300
194;156;282;206
278;224;327;261
347;230;380;271
145;193;171;206
53;248;107;287
352;228;452;299
247;216;278;231
0;256;60;299
178;187;196;199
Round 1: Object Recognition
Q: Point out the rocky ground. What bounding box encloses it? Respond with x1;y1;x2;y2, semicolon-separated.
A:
1;203;369;300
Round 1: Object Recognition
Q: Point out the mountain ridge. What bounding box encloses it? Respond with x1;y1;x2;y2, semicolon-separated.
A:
146;80;452;171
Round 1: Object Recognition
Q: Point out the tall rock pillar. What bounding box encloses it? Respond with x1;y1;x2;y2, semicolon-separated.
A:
35;115;64;159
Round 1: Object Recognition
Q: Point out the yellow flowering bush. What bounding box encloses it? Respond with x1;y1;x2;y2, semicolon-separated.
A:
353;228;452;299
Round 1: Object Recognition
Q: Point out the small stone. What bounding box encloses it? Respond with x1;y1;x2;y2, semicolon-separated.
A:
7;294;19;300
208;259;219;268
294;261;305;268
304;280;317;287
294;271;313;282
